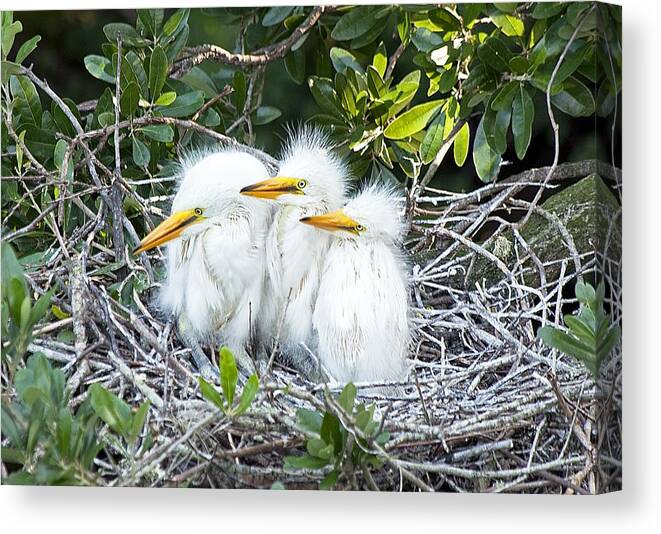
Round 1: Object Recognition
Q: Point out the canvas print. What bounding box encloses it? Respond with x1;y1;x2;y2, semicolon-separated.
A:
0;3;621;493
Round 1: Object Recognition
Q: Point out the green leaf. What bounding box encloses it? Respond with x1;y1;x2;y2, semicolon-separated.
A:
490;81;518;111
137;9;164;38
103;23;138;43
372;42;387;78
284;47;306;85
564;315;596;342
320;469;339;490
166;25;189;63
597;325;620;363
89;384;132;439
0;60;21;84
154;91;177;106
53;139;68;171
84;55;115;83
219;346;238;409
235;374;259;415
120;81;139;116
532;2;565;19
511;84;534;159
483;108;511;154
2;20;22;57
330;47;363;74
232;70;246;111
15;35;40;64
420;112;446;164
198;377;224;412
262;6;294;27
477;36;513;72
10;75;41;126
181;67;218;98
285;453;330;470
320;413;343;454
384;99;443;139
297;408;323;435
453;122;470;166
491;13;525;36
473;115;502;182
338;383;356;413
551;77;596;117
22;125;56;160
331;6;381;41
138;124;174;143
308;76;342;116
163;8;190;37
253;105;281;126
129;401;150;444
29;288;53;328
132;136;150;167
148;45;168;100
538;326;597;373
428;8;462;31
26;400;45;455
199;107;220;127
158;90;204;117
411;27;443;53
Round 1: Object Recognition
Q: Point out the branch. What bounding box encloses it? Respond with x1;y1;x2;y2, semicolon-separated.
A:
170;6;328;78
515;4;596;230
79;115;279;174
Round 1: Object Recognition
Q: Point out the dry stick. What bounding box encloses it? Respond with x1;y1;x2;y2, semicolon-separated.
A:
265;288;293;378
112;38;127;279
170;6;328;77
170;437;303;484
385;38;407;80
191;84;234;122
516;4;596;230
19;65;126;262
78;115;278;173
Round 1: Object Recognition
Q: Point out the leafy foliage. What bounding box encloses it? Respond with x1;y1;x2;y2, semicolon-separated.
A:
1;352;153;484
198;346;260;416
1;242;53;373
296;3;621;182
285;383;389;490
538;280;620;377
1;354;102;485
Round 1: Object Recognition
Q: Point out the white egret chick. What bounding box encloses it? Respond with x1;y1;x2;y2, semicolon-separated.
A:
301;184;410;384
134;149;273;376
239;128;348;376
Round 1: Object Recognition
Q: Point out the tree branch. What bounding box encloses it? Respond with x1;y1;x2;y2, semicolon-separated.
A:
170;6;328;78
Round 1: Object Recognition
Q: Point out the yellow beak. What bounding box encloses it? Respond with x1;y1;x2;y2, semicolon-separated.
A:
240;176;305;200
133;209;202;255
300;210;361;235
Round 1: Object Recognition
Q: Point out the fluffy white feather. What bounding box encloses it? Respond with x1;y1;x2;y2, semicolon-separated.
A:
312;184;410;383
158;149;273;366
258;127;350;366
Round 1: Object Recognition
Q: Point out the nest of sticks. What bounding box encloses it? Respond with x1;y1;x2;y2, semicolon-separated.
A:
19;153;622;493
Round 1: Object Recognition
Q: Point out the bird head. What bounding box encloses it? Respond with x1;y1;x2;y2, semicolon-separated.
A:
300;184;405;243
133;150;270;255
239;126;348;210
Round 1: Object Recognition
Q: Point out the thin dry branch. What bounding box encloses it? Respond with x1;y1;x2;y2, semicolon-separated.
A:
170;6;328;78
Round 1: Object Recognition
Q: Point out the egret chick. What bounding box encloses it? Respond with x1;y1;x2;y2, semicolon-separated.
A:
134;149;273;376
239;128;348;376
301;184;410;384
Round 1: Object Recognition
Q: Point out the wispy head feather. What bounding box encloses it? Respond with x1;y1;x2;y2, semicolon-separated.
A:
278;124;350;210
344;182;406;243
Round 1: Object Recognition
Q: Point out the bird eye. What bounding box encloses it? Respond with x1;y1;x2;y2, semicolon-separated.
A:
355;224;366;233
194;208;203;216
297;179;308;189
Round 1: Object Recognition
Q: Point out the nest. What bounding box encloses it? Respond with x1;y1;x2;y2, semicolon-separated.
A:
19;155;622;493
